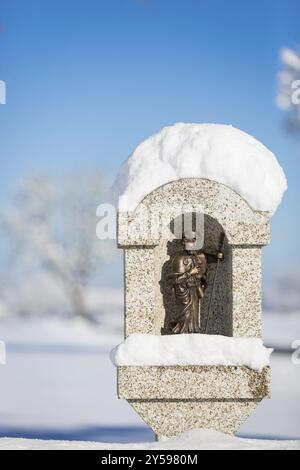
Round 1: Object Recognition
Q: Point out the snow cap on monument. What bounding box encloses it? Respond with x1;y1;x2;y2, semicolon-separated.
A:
112;123;287;214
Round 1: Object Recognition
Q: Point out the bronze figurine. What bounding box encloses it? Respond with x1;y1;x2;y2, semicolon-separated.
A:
167;232;225;335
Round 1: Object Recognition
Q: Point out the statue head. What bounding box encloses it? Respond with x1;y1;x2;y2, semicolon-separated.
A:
183;231;200;253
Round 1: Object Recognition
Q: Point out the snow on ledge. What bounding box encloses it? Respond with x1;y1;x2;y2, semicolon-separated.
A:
112;123;287;214
110;334;272;372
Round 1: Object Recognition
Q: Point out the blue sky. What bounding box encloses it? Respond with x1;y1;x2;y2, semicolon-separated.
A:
0;0;299;283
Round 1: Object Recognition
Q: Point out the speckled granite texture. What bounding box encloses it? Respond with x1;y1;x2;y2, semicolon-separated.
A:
117;178;271;438
118;178;270;248
129;400;261;439
118;366;271;400
120;178;270;338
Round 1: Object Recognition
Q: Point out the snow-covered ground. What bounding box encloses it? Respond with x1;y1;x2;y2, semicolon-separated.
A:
0;310;299;446
263;311;300;351
0;429;299;450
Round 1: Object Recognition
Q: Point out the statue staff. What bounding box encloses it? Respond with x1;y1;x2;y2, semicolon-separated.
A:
205;232;226;334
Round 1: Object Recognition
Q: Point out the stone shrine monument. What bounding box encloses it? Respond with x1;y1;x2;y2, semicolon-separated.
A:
111;123;287;439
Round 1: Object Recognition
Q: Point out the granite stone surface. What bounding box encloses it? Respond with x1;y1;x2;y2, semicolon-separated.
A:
118;366;271;400
116;177;271;438
129;400;261;439
118;178;270;248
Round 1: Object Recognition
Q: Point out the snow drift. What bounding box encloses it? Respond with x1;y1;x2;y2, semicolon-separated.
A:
112;123;287;214
111;333;272;372
1;429;299;450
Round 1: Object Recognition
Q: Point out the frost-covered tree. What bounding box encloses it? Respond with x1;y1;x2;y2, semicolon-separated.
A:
277;46;300;131
0;171;116;320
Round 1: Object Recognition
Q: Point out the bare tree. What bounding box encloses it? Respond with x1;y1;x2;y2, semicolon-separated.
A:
277;46;300;131
1;170;116;320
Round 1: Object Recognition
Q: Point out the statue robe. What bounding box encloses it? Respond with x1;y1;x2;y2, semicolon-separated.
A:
170;251;208;334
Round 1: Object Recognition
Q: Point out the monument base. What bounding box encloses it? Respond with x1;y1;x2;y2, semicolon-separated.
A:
118;366;270;439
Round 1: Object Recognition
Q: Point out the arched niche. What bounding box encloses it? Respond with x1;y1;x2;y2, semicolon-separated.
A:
160;213;232;337
118;178;271;338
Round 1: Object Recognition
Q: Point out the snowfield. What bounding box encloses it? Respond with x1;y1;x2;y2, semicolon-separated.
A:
112;123;287;213
263;311;300;351
0;429;299;451
0;310;299;448
111;333;272;372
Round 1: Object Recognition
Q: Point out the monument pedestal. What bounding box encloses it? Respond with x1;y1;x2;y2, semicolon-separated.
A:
118;366;270;439
113;123;287;439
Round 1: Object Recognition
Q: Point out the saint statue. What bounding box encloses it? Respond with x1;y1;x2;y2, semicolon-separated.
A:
167;232;225;334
